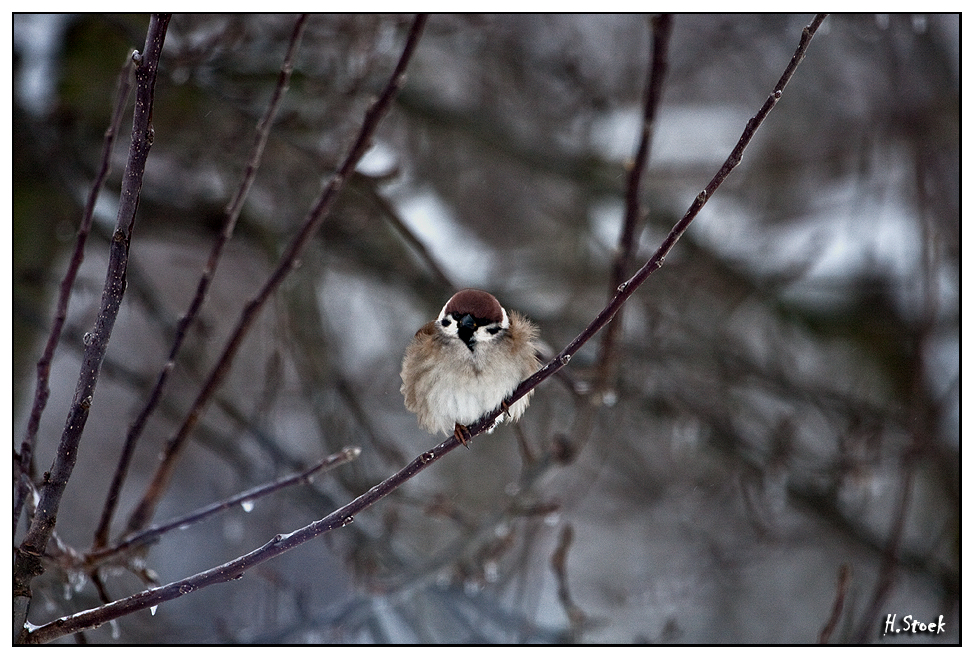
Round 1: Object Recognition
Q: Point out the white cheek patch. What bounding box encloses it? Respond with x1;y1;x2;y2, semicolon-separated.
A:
439;316;460;338
474;326;496;343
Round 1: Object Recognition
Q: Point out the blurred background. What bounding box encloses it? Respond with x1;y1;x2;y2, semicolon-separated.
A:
12;14;958;644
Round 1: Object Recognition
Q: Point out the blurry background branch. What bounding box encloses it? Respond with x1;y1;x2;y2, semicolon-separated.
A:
12;13;958;644
597;13;673;394
92;14;310;551
14;47;135;536
122;13;428;535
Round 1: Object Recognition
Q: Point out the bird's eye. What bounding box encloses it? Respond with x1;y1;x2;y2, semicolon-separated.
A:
440;318;451;327
486;326;500;335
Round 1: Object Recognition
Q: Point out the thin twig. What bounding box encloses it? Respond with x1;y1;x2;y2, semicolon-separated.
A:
566;14;673;461
852;100;944;641
851;329;931;642
596;13;673;396
92;14;309;550
354;172;457;293
852;465;915;644
14;52;136;535
88;447;360;562
550;524;586;635
13;14;171;644
819;564;851;643
124;14;429;535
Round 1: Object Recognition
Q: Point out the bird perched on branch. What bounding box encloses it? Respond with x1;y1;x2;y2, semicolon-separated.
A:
401;289;541;446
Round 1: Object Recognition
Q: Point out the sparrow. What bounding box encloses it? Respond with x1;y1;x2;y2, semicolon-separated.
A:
401;289;541;446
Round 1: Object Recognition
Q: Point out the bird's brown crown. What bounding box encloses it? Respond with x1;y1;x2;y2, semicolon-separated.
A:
443;289;504;324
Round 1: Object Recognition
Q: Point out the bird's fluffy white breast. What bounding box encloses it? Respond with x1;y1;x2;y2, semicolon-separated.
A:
410;330;531;436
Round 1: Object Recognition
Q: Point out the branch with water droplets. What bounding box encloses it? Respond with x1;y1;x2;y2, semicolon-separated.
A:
87;447;360;563
23;443;444;644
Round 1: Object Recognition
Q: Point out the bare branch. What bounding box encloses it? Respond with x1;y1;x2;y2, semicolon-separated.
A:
88;447;360;562
124;14;429;534
92;13;310;551
355;172;457;293
551;524;586;636
464;13;829;444
14;14;171;644
596;13;673;395
24;434;453;644
14;51;136;534
819;564;851;643
566;14;674;457
851;455;916;643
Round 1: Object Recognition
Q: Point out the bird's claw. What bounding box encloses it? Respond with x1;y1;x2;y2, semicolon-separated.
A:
454;423;472;448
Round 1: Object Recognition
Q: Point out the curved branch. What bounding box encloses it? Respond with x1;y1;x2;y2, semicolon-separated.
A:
88;447;359;563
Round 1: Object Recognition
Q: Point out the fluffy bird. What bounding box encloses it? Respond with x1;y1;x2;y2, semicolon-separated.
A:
401;289;541;445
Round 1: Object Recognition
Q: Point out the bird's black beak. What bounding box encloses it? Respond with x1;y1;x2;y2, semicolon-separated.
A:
457;314;477;350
